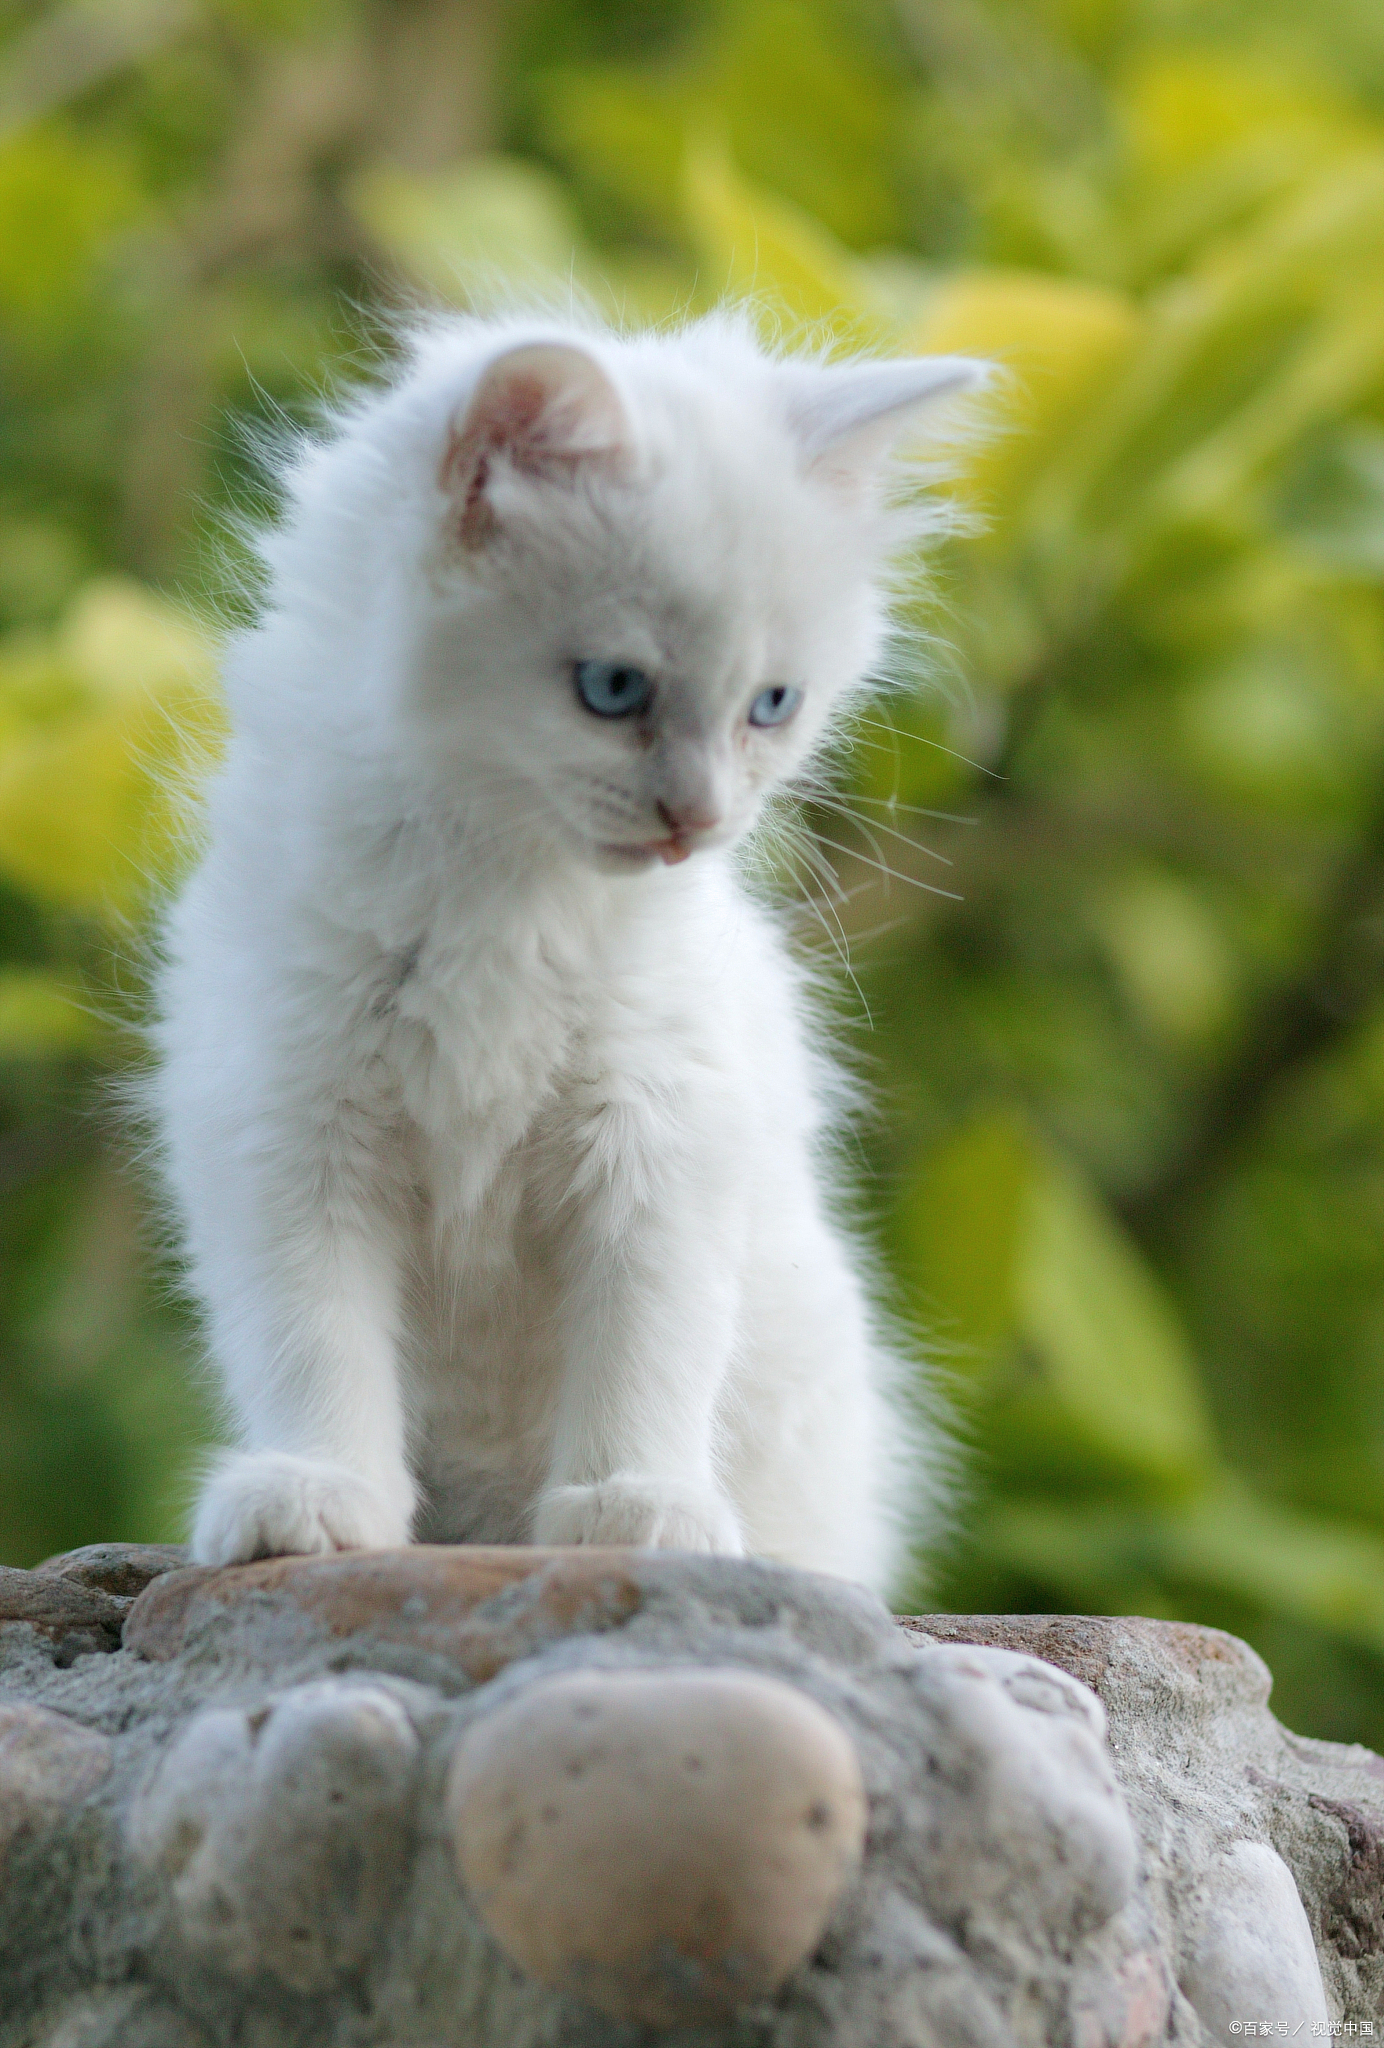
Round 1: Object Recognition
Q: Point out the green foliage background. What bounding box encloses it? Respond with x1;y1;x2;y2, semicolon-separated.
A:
4;0;1384;1747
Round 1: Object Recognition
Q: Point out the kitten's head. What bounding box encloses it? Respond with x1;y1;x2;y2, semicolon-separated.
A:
390;317;986;872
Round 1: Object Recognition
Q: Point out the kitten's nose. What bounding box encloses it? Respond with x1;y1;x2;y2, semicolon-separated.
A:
656;797;721;835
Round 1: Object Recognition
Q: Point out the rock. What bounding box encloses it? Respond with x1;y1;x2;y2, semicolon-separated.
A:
15;1987;211;2047
128;1679;420;1990
903;1614;1384;2040
1308;1788;1384;1962
446;1665;867;2025
35;1543;188;1603
0;1550;1379;2046
1181;1840;1329;2038
0;1702;111;1867
0;1566;126;1663
124;1544;643;1679
900;1642;1138;1944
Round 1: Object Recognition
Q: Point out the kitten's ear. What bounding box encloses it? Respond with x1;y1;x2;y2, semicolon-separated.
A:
441;341;633;546
783;356;991;491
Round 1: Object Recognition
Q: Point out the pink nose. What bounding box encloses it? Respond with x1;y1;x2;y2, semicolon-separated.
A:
657;799;721;834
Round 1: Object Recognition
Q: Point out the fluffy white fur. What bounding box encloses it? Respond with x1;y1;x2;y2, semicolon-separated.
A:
152;313;984;1599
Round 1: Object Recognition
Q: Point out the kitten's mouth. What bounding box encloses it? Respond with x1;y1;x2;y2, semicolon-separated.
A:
601;836;694;867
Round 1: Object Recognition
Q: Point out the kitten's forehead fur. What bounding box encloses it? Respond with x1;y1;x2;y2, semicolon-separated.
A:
258;312;983;865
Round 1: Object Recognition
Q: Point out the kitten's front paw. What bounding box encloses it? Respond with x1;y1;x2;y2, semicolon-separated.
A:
192;1450;413;1565
533;1474;744;1554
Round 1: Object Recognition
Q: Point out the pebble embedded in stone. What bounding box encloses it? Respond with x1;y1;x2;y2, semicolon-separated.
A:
36;1542;188;1602
905;1643;1138;1941
1181;1840;1329;2040
0;1565;127;1661
122;1543;643;1678
129;1678;419;1990
446;1664;867;2028
22;1986;211;2047
0;1701;111;1872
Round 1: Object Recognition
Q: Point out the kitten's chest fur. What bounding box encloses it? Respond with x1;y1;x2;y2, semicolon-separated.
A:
375;889;628;1527
387;912;580;1214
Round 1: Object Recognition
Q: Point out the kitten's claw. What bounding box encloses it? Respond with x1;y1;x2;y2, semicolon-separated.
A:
533;1474;745;1554
192;1450;413;1564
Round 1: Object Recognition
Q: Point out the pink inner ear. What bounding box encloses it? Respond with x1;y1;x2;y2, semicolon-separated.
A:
440;344;631;548
442;373;554;546
451;372;553;476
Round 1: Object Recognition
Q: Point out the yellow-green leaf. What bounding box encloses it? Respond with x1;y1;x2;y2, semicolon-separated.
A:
1017;1150;1218;1484
349;156;587;304
981;1493;1384;1658
0;580;223;917
906;269;1142;529
681;143;891;348
896;1114;1217;1485
894;1113;1030;1359
0;968;99;1058
0;125;142;336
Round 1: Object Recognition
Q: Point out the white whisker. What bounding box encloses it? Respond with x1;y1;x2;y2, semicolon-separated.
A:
811;795;954;867
809;831;964;901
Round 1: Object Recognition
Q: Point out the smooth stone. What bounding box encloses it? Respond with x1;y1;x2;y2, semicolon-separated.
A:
18;1986;211;2047
0;1567;127;1661
128;1678;419;1990
0;1701;112;1868
446;1664;867;2028
904;1642;1138;1941
1180;1840;1329;2040
123;1544;643;1678
36;1542;189;1602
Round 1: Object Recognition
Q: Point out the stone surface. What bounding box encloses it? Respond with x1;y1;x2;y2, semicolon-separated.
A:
35;1543;189;1603
129;1678;420;1991
447;1665;867;2025
0;1544;1378;2046
0;1702;111;1868
1180;1841;1329;2037
0;1566;127;1662
123;1544;643;1677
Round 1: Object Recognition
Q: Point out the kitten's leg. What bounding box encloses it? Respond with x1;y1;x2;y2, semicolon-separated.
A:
184;1142;416;1566
532;1120;746;1553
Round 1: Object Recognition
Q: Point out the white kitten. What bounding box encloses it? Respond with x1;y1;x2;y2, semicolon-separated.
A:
151;312;983;1599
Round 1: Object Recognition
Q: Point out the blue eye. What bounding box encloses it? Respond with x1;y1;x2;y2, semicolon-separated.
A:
748;685;803;728
574;659;655;719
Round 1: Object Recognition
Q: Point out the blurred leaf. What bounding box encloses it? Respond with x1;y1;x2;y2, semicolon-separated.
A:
982;1493;1384;1657
1277;425;1384;574
1177;640;1367;815
0;578;223;916
537;0;906;251
0;124;144;336
906;268;1142;528
1039;148;1384;555
0;967;97;1057
350;155;589;303
1120;53;1371;186
534;65;689;236
1018;1143;1218;1484
1091;867;1238;1049
0;517;87;627
1149;288;1384;531
706;0;905;250
897;1113;1029;1360
898;1115;1218;1486
681;142;891;346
